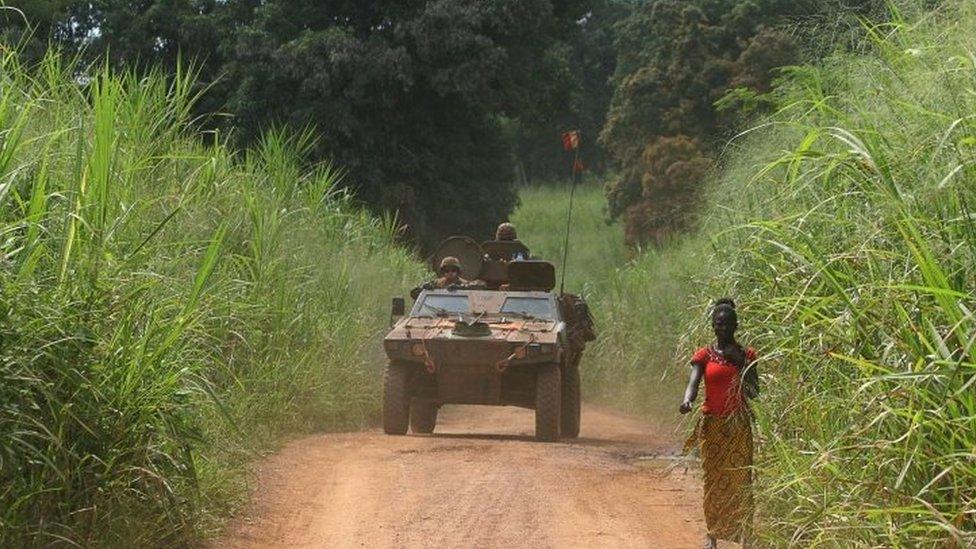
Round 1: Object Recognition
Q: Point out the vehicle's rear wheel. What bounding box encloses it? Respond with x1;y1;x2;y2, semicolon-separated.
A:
410;400;438;434
560;359;581;438
383;362;410;435
535;363;561;442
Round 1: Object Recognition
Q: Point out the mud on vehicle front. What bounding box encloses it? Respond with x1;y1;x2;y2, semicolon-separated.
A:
382;237;595;442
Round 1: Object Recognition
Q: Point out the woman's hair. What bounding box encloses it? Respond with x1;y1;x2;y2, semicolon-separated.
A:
712;298;737;319
714;297;736;310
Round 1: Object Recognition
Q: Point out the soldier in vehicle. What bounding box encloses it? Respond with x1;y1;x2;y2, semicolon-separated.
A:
491;222;530;261
410;256;474;298
496;222;518;242
434;256;467;287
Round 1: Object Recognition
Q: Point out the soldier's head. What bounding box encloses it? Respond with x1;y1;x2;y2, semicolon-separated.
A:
496;222;517;241
439;256;462;283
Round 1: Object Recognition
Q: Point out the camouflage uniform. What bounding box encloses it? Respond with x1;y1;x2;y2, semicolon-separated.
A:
559;293;597;363
411;256;473;298
434;256;469;286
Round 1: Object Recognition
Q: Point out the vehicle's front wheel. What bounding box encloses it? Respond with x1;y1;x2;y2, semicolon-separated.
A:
560;359;581;438
535;363;561;442
410;400;438;434
383;362;411;435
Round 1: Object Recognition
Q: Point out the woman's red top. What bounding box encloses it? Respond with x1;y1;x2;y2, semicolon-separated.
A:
691;346;757;416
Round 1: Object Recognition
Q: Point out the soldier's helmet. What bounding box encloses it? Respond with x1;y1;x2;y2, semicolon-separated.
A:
496;222;517;241
439;256;462;273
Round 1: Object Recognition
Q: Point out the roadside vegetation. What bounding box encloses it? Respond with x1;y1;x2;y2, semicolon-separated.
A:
5;0;974;545
600;0;880;247
512;182;689;419
0;52;422;545
545;0;975;544
2;0;625;249
510;181;625;294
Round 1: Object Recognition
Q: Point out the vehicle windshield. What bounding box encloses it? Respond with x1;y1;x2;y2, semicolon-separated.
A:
500;297;554;319
416;294;470;316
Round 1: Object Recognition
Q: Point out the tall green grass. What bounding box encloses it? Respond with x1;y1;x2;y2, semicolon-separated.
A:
581;0;976;544
511;182;626;294
0;51;422;545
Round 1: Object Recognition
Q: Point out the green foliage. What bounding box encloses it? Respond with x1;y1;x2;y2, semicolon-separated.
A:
0;50;423;545
600;0;878;246
512;0;632;182
12;0;601;248
511;181;690;419
510;180;626;294
218;0;592;246
590;0;976;544
610;135;713;246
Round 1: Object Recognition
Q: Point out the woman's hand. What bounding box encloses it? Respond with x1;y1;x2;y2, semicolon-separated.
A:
679;400;694;414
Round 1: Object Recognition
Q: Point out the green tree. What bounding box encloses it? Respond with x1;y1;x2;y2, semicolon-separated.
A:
601;0;876;246
217;0;586;244
512;0;631;183
9;0;592;247
1;0;78;61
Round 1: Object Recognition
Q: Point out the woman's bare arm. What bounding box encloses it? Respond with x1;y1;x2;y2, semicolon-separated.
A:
679;362;705;414
743;362;759;399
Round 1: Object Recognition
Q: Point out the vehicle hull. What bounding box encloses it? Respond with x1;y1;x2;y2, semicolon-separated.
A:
382;288;592;441
410;362;546;408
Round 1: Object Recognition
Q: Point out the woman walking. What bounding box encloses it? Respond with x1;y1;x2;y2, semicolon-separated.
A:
680;298;759;548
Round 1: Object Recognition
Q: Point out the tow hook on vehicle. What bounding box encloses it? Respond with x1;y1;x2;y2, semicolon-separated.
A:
496;339;533;372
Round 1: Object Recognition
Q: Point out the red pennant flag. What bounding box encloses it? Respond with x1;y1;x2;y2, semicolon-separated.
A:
561;130;580;151
573;158;586;174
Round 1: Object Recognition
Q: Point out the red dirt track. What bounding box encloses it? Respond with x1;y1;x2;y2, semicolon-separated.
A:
216;404;720;548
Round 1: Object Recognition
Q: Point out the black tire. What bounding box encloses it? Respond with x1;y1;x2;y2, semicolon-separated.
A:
535;363;561;442
560;360;581;438
383;362;410;435
410;400;438;434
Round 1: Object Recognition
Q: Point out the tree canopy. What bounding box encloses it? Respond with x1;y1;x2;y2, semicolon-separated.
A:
4;0;881;249
600;0;879;246
7;0;607;247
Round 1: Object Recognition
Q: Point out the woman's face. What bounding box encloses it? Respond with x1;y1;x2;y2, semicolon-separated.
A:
712;309;736;341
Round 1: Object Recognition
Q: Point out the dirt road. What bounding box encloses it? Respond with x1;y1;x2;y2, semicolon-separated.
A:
217;404;709;548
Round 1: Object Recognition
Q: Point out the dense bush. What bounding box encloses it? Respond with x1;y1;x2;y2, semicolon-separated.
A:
3;0;610;248
511;1;632;183
600;0;880;247
589;1;976;544
0;52;422;545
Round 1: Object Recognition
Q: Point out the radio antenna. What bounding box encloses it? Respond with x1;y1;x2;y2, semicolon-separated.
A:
559;131;581;295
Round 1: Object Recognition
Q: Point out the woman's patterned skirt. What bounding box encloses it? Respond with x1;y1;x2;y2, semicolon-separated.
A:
685;410;754;542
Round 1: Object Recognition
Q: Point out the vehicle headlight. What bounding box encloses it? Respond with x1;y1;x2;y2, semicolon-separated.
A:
525;343;552;356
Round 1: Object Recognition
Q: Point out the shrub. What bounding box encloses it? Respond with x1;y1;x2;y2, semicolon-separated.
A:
0;52;422;545
590;1;976;544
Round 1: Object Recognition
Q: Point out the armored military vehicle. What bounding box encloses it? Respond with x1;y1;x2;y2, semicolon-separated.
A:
382;237;595;442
